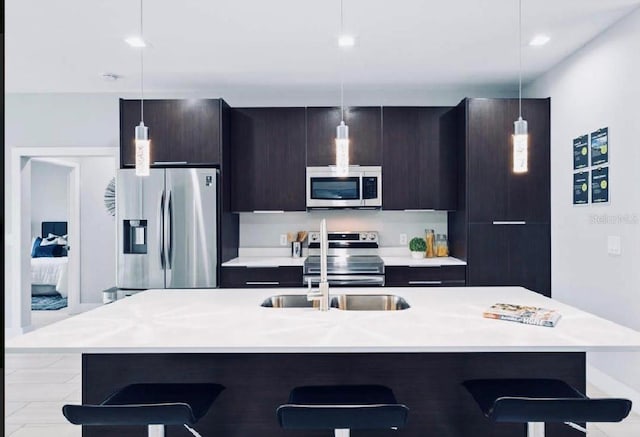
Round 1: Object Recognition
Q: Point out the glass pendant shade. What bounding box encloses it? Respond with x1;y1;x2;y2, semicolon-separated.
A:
135;121;150;176
513;116;528;173
335;121;349;176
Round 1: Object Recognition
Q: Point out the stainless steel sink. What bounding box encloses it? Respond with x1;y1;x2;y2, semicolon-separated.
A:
260;295;318;308
330;294;410;311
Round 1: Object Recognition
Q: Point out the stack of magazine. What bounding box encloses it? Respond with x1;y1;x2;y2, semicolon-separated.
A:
483;303;562;327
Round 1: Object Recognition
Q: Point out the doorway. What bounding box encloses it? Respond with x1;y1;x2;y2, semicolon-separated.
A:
29;158;77;328
8;147;118;335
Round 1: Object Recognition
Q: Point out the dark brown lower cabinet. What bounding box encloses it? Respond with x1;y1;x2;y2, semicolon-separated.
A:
385;265;466;287
221;266;303;288
468;223;550;296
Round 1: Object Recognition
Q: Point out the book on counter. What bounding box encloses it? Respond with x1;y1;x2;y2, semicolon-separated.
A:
483;303;562;327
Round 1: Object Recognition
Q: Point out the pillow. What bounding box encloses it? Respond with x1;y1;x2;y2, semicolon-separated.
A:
40;234;58;246
33;243;67;258
41;233;68;246
31;237;43;257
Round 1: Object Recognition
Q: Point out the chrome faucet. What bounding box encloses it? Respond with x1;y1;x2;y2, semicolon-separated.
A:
307;218;330;311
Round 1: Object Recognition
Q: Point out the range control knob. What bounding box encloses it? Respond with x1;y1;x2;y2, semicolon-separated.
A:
310;233;319;242
359;233;367;241
367;233;377;241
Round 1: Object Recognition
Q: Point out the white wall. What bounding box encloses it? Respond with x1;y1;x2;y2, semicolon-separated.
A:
72;156;117;303
4;94;120;236
30;161;70;239
240;210;448;249
4;94;119;329
526;8;640;394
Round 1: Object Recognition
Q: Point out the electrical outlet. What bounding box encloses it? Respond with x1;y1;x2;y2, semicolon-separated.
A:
399;233;408;245
607;235;621;256
279;234;288;246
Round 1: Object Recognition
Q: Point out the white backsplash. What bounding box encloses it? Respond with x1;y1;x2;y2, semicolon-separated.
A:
239;210;448;248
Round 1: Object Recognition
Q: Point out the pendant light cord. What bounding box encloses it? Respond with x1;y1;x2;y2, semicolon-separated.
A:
340;0;345;122
518;0;522;119
140;0;145;123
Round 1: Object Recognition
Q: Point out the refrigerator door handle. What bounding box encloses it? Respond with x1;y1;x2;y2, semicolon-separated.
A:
159;190;166;269
167;190;173;269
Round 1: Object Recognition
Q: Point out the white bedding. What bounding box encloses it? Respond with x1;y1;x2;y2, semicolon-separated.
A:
31;257;69;297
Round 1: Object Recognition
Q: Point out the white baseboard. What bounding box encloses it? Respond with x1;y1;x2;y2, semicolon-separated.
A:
587;364;640;415
69;303;102;314
4;327;25;339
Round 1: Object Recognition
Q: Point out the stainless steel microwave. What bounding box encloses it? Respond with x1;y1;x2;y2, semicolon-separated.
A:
306;166;382;209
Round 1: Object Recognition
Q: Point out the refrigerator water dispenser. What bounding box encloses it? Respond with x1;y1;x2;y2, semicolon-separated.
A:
123;220;148;254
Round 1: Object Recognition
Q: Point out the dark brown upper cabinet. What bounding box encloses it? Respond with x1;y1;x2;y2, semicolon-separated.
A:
306;107;382;166
230;108;306;212
120;99;223;168
466;98;550;223
382;107;457;210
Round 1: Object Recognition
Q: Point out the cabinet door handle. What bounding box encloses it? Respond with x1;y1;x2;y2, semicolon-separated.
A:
409;265;442;268
153;161;188;165
492;221;526;225
403;209;436;212
246;281;280;285
408;280;442;285
253;210;285;214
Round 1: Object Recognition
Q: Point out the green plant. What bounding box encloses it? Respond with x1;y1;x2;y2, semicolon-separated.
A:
409;237;426;252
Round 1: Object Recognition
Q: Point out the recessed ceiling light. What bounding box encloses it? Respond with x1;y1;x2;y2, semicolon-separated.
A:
100;73;122;81
529;34;550;47
338;34;355;48
125;36;147;48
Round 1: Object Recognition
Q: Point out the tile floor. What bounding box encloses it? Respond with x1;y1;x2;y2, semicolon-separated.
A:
5;313;640;436
5;353;81;437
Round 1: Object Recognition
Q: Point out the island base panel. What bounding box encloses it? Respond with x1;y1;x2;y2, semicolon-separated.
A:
82;353;584;437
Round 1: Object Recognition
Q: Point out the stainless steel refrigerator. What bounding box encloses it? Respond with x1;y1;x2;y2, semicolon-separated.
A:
116;168;218;289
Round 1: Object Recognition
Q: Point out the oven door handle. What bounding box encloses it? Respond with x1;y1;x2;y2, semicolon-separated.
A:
306;268;383;274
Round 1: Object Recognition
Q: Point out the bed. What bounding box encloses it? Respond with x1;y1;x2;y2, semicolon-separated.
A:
31;221;69;300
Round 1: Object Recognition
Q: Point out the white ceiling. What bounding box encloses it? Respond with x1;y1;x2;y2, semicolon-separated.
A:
5;0;640;94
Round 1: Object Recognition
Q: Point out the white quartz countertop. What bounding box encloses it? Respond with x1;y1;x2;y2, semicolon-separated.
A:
221;257;306;267
221;255;466;267
381;256;466;266
6;287;640;354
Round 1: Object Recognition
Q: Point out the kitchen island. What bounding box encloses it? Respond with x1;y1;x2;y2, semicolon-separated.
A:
7;287;640;437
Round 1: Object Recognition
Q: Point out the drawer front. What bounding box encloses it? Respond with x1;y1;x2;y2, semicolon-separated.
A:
221;267;303;288
385;265;466;287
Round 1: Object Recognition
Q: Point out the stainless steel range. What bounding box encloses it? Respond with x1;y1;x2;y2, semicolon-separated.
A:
304;231;385;287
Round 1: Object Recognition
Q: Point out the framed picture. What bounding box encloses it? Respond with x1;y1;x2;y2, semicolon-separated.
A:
573;171;589;205
573;134;588;170
591;166;609;204
590;127;609;166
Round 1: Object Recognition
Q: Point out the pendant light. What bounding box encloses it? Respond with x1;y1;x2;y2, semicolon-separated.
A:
335;0;349;177
513;0;528;173
134;0;150;177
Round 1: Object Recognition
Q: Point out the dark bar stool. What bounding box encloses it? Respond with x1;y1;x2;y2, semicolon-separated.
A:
463;378;632;437
63;383;224;437
277;384;409;437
